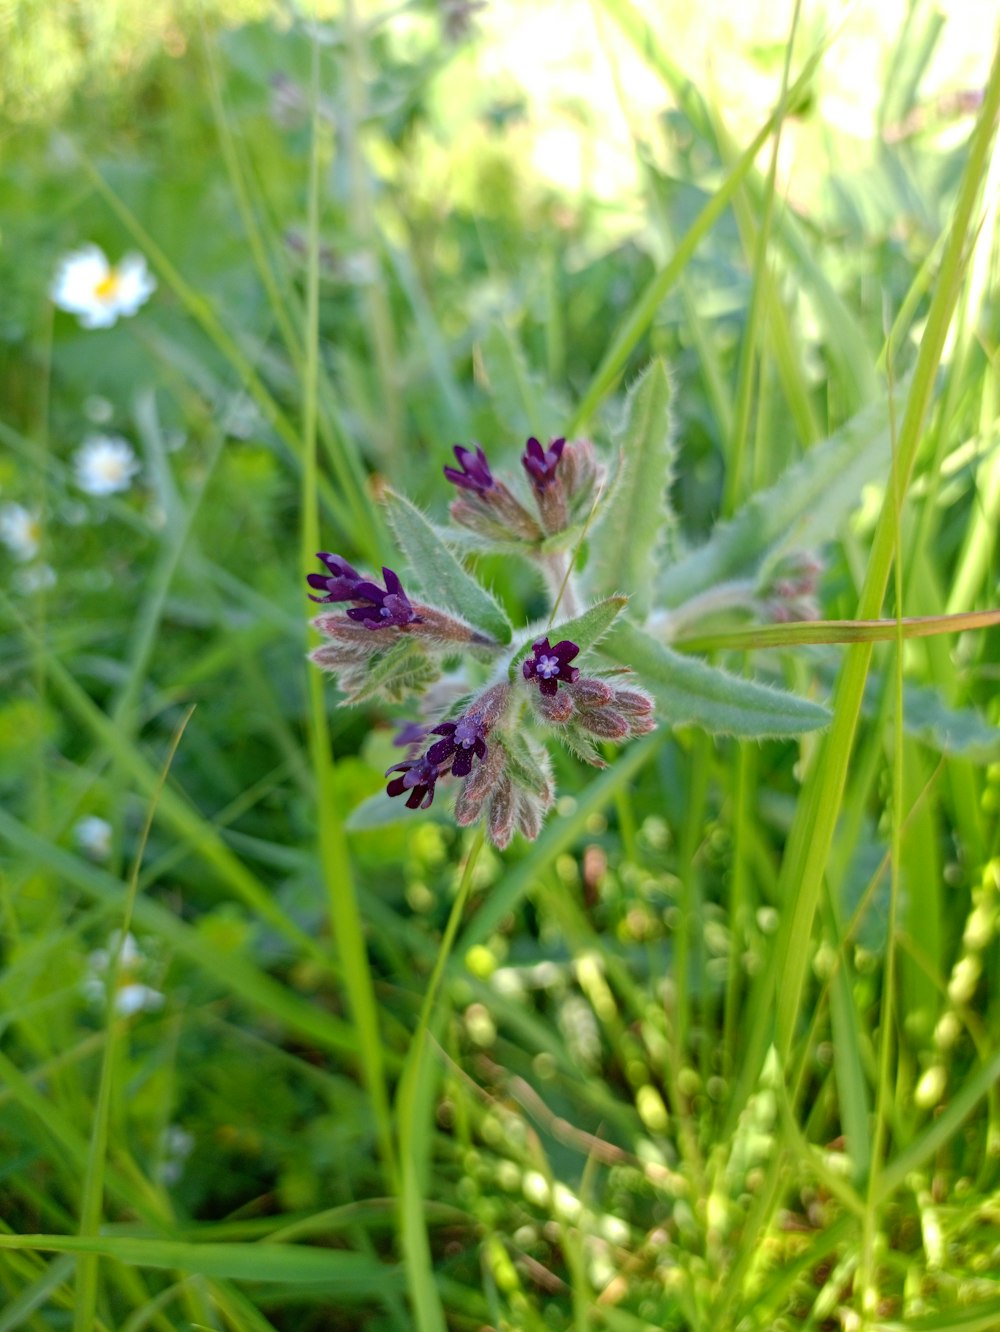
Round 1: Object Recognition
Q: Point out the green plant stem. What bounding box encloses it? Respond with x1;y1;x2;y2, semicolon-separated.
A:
397;829;486;1332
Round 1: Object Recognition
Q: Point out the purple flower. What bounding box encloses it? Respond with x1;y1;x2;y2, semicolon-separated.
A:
522;636;580;696
385;755;441;810
306;552;365;602
444;445;495;495
307;554;420;630
426;713;488;777
521;437;565;491
393;720;430;749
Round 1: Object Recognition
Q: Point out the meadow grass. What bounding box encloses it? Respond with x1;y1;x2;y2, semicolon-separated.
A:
1;2;1000;1329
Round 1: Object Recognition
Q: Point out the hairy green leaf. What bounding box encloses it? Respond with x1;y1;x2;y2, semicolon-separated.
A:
603;621;830;736
384;489;512;644
586;360;674;617
877;678;1000;762
346;790;438;831
660;386;906;609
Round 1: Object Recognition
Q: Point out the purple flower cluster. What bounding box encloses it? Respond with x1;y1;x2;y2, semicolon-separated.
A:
385;711;489;809
521;436;565;491
307;553;419;629
443;445;495;495
522;636;580;696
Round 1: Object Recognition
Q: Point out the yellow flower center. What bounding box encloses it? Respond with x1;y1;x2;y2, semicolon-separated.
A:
93;269;122;303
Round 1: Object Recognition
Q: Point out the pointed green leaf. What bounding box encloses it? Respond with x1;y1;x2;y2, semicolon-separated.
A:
346;790;439;831
602;621;830;737
479;322;565;441
660;386;905;609
874;678;1000;762
508;596;628;680
0;1234;403;1293
383;489;512;644
586;359;675;616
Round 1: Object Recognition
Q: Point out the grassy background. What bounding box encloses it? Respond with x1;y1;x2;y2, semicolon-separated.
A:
1;1;1000;1328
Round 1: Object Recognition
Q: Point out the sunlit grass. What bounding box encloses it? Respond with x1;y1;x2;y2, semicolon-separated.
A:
1;2;999;1329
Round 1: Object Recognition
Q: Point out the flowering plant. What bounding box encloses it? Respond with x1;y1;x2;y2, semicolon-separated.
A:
306;360;860;848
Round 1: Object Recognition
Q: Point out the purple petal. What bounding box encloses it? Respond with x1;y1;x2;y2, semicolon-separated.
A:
539;677;558;697
452;749;474;777
317;552;360;579
551;640;580;664
430;722;457;738
382;567;404;597
426;738;455;766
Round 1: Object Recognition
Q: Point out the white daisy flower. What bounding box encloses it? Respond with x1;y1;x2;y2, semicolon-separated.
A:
83;930;165;1017
74;815;113;861
51;244;156;329
159;1125;195;1185
74;434;141;496
114;982;165;1017
0;503;42;561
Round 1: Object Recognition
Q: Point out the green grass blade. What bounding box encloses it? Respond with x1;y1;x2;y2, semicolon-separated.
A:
771;38;1000;1064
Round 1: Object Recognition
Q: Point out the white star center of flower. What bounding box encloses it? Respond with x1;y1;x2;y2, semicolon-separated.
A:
537;654;561;678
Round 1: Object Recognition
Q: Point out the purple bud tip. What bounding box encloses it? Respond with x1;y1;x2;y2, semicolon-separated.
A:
522;635;580;696
308;555;420;629
444;444;495;495
521;437;565;491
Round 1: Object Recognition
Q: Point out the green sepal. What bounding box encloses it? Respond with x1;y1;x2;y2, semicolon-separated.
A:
343;639;439;706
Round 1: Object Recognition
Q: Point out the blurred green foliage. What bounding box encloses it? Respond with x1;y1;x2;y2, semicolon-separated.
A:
1;1;1000;1329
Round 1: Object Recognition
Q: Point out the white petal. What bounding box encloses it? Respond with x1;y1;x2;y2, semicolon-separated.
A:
51;245;110;315
115;983;164;1016
112;254;156;316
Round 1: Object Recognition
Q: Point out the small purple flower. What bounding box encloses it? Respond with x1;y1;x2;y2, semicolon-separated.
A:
444;445;495;495
393;720;430;749
307;554;420;630
307;552;365;602
426;713;488;777
521;437;565;491
522;636;580;696
385;755;441;810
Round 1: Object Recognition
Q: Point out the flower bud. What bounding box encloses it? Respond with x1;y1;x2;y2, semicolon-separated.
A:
515;792;542;841
758;550;823;623
522;437;569;534
570;678;615;708
455;786;486;826
488;775;516;850
576;707;630;740
559;438;604;508
613;687;654;717
535;690;575;724
464;739;507;803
